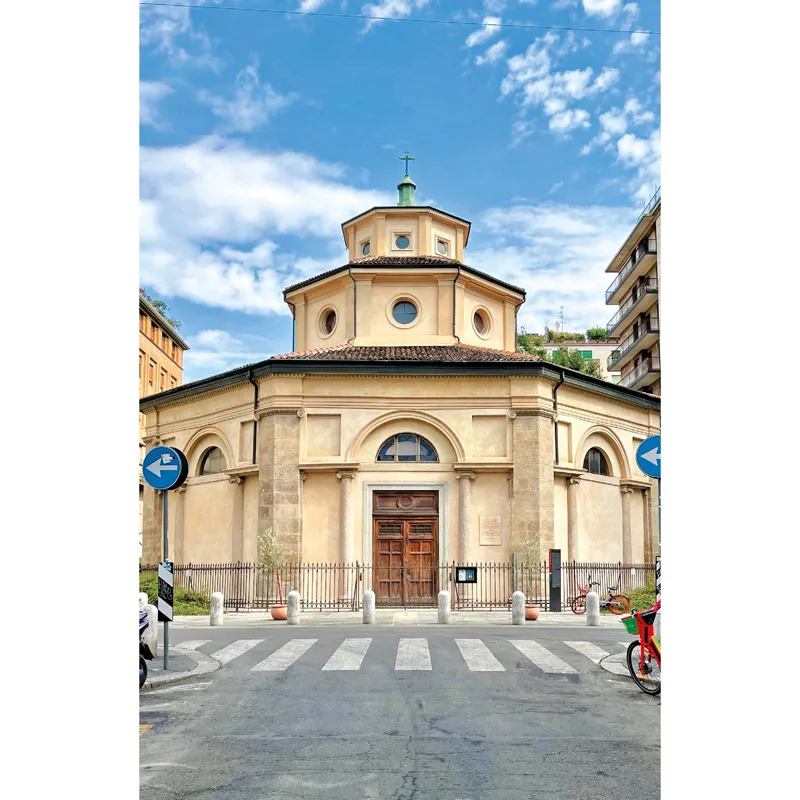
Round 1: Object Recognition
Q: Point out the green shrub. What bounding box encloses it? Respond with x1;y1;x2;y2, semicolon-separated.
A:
628;580;657;612
139;571;211;616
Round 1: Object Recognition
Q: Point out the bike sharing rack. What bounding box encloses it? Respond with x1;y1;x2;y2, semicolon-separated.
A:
548;549;562;612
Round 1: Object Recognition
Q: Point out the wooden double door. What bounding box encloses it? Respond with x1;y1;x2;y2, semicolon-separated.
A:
373;491;439;606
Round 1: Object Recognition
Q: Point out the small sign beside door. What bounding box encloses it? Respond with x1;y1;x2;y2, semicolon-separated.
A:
454;566;477;584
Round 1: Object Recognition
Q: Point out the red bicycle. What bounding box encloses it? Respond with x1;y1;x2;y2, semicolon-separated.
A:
622;599;661;695
571;576;630;615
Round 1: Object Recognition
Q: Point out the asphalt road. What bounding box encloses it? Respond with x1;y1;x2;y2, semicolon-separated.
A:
140;625;660;800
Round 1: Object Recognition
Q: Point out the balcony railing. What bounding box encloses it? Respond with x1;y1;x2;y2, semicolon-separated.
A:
620;357;661;389
605;239;658;302
606;278;659;334
608;317;660;369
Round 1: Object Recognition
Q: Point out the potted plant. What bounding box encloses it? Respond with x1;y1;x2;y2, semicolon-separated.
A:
257;528;288;620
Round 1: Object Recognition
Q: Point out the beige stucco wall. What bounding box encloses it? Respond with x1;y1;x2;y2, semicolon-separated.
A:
142;370;659;570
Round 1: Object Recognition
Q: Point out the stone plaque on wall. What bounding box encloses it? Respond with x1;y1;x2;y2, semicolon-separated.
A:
479;515;502;546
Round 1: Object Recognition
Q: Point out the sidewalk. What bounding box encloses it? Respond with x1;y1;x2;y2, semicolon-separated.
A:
169;609;625;629
140;646;220;692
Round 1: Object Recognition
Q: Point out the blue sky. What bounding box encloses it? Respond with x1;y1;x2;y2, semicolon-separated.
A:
139;0;661;382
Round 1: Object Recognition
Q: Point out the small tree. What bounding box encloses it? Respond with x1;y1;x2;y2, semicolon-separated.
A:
140;289;182;330
517;535;543;603
586;326;607;341
257;527;288;604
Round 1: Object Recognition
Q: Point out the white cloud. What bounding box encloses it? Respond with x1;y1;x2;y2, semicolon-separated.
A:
139;2;220;70
616;128;660;202
580;97;655;154
500;32;558;96
466;16;502;48
299;0;330;10
185;329;283;376
549;108;590;133
471;202;642;332
140;82;173;129
198;59;296;133
140;137;393;315
613;30;650;54
591;67;620;93
476;39;508;66
360;0;430;32
582;0;621;17
510;118;535;147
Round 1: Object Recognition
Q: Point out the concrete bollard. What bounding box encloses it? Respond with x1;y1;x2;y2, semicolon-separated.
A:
438;590;451;624
210;592;224;626
143;604;158;657
586;591;600;626
363;590;376;624
139;592;148;610
511;591;525;625
287;590;301;625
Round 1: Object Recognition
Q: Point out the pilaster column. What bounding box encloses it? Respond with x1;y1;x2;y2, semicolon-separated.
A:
456;472;475;563
337;471;356;603
174;485;186;565
642;488;653;563
229;476;245;563
337;472;356;564
621;487;633;564
567;477;580;562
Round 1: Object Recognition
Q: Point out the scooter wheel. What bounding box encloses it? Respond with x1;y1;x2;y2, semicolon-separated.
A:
140;655;147;689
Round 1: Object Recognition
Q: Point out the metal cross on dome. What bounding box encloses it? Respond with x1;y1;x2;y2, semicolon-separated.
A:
400;150;415;176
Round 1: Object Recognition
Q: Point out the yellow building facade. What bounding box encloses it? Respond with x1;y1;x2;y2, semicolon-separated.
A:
139;291;189;538
140;171;660;605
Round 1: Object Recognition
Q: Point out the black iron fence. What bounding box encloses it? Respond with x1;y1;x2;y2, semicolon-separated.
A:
139;561;655;612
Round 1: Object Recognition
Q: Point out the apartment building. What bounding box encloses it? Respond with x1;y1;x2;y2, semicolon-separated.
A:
139;290;189;541
604;190;660;394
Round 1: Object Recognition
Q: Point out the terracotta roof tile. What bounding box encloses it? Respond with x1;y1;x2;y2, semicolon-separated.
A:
270;343;542;363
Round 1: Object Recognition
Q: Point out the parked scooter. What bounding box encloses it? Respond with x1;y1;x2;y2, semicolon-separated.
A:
139;610;154;689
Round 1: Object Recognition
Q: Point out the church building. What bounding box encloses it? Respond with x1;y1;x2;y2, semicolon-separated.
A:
140;162;661;606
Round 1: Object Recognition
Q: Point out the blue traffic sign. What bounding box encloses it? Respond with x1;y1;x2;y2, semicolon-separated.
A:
142;446;188;491
636;435;661;479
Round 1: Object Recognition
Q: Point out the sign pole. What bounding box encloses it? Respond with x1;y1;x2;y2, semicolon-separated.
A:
163;489;169;670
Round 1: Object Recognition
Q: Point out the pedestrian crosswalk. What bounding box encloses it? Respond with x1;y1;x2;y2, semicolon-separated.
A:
175;636;632;677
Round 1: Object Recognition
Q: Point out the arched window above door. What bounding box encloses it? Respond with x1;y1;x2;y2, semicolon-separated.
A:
583;447;611;476
199;446;227;476
377;433;439;463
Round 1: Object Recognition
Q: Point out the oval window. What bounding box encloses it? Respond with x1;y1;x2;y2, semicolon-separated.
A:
361;241;371;256
474;311;486;335
395;235;410;250
437;240;448;256
321;309;337;334
392;301;417;324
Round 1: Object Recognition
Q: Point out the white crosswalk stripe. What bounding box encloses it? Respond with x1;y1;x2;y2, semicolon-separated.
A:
509;640;577;674
322;638;372;671
456;639;505;672
210;639;263;666
251;639;318;672
395;638;432;670
564;641;610;664
193;636;630;677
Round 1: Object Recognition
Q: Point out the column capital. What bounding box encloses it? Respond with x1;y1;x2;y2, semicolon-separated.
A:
456;471;476;481
175;485;187;494
621;487;634;495
568;476;581;486
299;470;308;482
228;475;244;485
336;471;355;481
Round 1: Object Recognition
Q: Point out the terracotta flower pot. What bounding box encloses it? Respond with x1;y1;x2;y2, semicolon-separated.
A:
525;605;540;621
270;604;288;621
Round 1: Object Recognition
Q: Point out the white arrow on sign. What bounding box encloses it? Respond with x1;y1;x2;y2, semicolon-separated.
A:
146;457;179;478
640;447;661;466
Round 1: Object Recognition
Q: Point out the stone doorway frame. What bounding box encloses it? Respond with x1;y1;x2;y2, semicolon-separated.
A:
361;481;449;566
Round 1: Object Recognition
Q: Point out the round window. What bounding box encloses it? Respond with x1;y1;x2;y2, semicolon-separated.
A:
395;235;410;250
361;241;371;256
321;309;337;334
392;301;418;325
473;310;488;336
437;240;448;256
